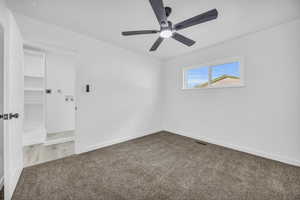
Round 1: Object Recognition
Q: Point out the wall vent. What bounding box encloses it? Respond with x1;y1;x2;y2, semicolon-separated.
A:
195;141;208;145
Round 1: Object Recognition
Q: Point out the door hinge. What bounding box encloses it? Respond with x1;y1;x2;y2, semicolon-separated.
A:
0;113;19;120
0;114;10;120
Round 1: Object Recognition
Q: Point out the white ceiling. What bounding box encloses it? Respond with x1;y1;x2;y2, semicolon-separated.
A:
7;0;300;60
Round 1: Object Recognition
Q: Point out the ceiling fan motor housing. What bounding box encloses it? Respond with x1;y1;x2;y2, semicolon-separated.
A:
161;21;173;31
165;6;172;17
160;6;171;27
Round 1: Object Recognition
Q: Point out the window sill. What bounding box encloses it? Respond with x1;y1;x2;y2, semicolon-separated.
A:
182;84;245;90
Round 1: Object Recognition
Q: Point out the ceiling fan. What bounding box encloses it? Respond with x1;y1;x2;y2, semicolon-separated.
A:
121;0;218;52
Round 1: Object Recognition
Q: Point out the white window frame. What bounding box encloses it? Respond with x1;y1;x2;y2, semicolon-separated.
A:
182;57;245;90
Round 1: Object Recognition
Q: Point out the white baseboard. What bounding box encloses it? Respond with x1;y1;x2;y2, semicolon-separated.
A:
47;130;75;135
78;129;161;154
76;128;300;167
165;129;300;167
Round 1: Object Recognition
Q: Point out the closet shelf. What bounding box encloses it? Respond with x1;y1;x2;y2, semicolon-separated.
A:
23;48;46;147
24;88;44;92
25;102;43;105
23;127;46;146
24;74;44;78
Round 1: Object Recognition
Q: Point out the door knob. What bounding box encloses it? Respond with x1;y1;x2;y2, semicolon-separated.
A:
9;113;19;119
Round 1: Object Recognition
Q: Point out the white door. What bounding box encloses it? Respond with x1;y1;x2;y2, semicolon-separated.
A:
0;19;4;194
3;12;24;200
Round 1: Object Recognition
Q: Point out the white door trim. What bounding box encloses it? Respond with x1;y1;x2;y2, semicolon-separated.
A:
0;22;5;194
1;11;24;200
0;17;10;200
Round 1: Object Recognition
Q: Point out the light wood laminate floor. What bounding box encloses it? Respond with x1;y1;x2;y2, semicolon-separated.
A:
23;141;75;167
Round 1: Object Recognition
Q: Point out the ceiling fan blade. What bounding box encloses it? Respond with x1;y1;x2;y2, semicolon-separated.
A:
149;0;168;27
172;33;195;47
174;9;218;31
150;37;164;51
122;30;158;36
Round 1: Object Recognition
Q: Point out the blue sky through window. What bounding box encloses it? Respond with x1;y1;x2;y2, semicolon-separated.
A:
187;66;209;88
211;62;240;79
186;62;240;88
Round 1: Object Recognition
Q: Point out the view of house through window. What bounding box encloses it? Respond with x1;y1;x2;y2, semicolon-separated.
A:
184;60;242;89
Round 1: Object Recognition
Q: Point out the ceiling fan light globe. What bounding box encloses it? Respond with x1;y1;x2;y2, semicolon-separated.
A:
160;30;173;38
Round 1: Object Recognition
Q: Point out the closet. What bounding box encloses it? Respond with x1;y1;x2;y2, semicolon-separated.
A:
23;43;76;150
23;49;46;146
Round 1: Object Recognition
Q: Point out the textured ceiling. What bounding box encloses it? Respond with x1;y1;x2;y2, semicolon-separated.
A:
7;0;300;60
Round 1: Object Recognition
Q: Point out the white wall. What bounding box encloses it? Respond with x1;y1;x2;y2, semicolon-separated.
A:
13;14;163;153
46;53;76;134
162;19;300;166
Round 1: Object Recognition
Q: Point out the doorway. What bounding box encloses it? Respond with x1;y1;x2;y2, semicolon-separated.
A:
22;44;77;167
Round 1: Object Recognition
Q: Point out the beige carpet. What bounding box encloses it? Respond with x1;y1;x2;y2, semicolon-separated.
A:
12;132;300;200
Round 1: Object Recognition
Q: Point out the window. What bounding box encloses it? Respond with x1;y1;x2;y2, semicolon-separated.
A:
183;58;244;89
